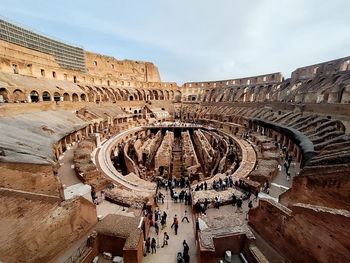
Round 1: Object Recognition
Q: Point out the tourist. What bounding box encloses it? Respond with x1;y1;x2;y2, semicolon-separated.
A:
158;192;164;204
100;190;105;203
145;237;151;254
182;210;190;222
155;222;159;235
183;240;189;256
286;171;291;181
183;252;190;263
236;197;243;212
171;214;178;228
90;188;96;202
173;191;179;203
214;196;221;209
162;211;167;224
174;217;179;235
246;200;253;220
161;232;169;247
232;193;237;206
151;237;157;254
254;189;259;201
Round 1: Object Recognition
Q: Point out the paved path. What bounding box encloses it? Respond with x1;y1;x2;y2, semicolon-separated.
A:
57;143;81;187
270;159;300;199
142;189;198;263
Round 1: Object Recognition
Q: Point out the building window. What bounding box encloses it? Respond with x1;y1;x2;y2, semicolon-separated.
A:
91;78;94;83
64;74;68;80
111;64;114;69
12;64;18;74
100;79;103;84
52;71;56;78
93;61;97;66
41;69;45;77
107;80;110;86
73;76;77;83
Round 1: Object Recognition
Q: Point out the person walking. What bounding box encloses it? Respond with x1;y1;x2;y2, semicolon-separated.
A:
236;197;243;212
171;214;177;228
151;237;157;254
161;232;169;247
183;240;189;256
182;210;190;223
174;217;179;235
232;193;237;206
246;200;253;220
155;222;159;235
145;237;151;254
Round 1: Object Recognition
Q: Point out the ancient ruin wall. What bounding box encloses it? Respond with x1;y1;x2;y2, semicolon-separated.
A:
85;51;160;83
181;130;200;174
193;129;215;175
249;199;350;263
0;162;63;198
154;131;174;170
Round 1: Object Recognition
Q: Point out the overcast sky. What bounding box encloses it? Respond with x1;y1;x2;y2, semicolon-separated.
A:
1;0;349;84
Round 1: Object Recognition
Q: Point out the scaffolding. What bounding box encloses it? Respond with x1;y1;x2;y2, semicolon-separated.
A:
0;18;86;72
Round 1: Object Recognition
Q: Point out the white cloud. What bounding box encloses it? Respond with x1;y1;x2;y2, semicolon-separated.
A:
0;0;349;84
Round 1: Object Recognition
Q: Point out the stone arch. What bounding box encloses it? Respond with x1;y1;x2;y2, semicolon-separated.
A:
136;89;143;100
153;90;159;100
114;89;122;101
72;93;79;102
63;92;70;101
158;90;164;100
13;89;26;102
174;91;181;102
164;90;169;100
42;91;51;101
148;90;154;100
80;93;87;101
53;92;61;102
0;87;10;102
30;90;39;103
169;90;174;100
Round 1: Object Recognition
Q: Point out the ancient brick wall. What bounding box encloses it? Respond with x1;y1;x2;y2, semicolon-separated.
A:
0;162;63;198
249;199;350;263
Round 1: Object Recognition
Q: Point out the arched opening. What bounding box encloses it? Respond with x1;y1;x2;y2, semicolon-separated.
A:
134;110;138;114
129;95;134;101
72;93;79;102
175;94;181;102
30;90;39;103
153;90;159;100
63;93;70;101
80;93;87;101
42;91;51;101
54;92;61;102
13;89;26;102
0;88;9;102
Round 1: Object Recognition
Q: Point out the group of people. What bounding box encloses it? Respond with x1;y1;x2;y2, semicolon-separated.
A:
144;177;193;261
157;177;191;190
171;188;192;204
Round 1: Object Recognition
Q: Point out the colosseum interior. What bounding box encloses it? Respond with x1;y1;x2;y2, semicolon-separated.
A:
0;16;349;263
